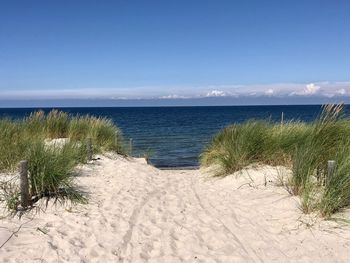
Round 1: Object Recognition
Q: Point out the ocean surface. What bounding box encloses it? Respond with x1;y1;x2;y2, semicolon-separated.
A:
0;105;347;168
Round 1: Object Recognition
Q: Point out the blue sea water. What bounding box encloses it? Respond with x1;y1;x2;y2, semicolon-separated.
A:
0;105;347;168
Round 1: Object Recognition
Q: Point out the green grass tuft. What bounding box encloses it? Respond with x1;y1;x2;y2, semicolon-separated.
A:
46;110;70;138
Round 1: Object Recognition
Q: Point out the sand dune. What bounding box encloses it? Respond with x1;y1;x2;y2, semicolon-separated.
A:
1;154;350;262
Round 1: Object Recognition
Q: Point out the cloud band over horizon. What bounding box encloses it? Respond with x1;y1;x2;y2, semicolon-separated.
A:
1;81;350;101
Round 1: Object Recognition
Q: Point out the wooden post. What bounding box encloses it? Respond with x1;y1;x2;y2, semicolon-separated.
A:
19;160;29;208
327;160;336;185
281;112;284;125
316;167;321;184
129;138;133;156
87;137;93;161
115;132;118;148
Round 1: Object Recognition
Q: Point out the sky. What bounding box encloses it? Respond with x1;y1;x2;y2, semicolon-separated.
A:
0;0;350;107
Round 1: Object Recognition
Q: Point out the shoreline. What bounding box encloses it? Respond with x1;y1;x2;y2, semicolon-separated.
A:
157;166;199;170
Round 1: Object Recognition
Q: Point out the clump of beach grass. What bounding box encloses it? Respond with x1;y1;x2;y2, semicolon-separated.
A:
318;139;350;217
68;115;124;154
201;120;312;176
26;140;86;204
23;110;46;138
0;119;33;171
0;178;20;211
201;121;271;176
46;110;70;138
201;104;350;217
0;110;125;211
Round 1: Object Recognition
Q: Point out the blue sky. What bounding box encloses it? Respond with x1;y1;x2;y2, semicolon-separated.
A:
0;0;350;106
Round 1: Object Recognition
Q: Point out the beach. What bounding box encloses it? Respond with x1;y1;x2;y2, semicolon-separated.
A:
1;0;349;261
1;154;349;263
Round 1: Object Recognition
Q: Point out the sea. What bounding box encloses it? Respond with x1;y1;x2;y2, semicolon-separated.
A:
0;105;347;168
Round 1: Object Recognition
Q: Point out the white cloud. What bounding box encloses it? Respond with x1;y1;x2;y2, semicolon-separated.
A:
337;88;347;95
289;83;321;96
110;96;127;100
304;83;321;95
265;89;274;96
159;94;188;99
206;90;227;97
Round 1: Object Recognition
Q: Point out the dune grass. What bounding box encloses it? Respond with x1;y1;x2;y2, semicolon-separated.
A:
0;110;125;210
201;104;350;217
68;115;124;153
46;110;70;138
201;120;312;176
25;141;86;203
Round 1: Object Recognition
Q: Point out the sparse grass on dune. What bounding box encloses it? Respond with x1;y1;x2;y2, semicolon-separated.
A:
68;114;124;153
319;142;350;217
201;120;312;176
201;104;350;217
23;110;47;139
0;119;33;172
46;110;70;138
26;140;86;204
0;110;125;211
89;117;124;153
68;115;91;141
201;121;271;175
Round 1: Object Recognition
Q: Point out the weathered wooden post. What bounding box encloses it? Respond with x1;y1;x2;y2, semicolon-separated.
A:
115;131;118;148
87;137;93;161
327;160;336;185
281;112;284;125
19;160;29;208
316;167;321;185
129;138;133;156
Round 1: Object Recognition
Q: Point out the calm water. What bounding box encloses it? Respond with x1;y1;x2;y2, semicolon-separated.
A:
0;105;347;168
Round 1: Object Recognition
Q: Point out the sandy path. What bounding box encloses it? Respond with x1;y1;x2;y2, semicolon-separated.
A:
1;154;350;262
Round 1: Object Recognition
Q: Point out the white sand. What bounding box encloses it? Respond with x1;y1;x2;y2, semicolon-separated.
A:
1;154;350;262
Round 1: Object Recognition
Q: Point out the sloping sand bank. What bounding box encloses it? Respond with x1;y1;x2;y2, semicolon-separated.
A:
1;154;350;262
